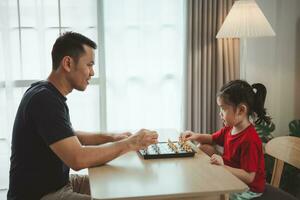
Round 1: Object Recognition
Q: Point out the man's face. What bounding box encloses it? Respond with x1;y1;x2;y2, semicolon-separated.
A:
69;45;95;91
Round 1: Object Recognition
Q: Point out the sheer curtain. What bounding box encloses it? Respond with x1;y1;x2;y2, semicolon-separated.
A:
103;0;186;132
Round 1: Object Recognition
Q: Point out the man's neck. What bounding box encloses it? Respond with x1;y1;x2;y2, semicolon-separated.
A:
47;71;72;96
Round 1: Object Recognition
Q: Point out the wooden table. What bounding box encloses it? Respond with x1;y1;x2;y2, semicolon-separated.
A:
88;130;248;200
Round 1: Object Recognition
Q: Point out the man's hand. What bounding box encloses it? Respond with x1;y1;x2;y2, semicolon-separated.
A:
210;154;224;165
180;130;199;142
127;129;158;151
112;132;132;141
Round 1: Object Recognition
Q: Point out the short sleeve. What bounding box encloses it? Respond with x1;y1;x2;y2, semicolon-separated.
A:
212;126;230;146
28;91;74;145
240;141;260;172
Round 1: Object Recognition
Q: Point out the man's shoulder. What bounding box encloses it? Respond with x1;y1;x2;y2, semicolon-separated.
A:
27;81;52;94
22;81;65;112
25;81;61;101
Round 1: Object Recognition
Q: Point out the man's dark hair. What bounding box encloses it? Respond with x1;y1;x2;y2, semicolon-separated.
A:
51;31;97;70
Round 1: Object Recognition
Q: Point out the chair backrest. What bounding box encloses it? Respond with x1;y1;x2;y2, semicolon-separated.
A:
265;136;300;187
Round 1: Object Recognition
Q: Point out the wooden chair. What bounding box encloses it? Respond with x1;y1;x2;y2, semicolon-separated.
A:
254;136;300;200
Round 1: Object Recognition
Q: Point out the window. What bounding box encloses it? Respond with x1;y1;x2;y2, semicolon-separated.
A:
0;0;186;142
0;0;100;141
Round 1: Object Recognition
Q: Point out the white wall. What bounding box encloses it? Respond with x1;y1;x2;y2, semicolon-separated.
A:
246;0;300;136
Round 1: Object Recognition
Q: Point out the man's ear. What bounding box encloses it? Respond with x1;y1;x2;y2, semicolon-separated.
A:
61;56;73;72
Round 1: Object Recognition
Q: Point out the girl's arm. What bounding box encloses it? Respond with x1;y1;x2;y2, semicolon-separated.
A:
195;133;213;144
224;165;255;184
181;131;213;145
210;154;255;184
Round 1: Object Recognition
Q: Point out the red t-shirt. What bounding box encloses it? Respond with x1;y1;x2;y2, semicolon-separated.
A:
212;124;265;193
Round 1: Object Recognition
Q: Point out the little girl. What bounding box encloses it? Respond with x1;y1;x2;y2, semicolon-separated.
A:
181;80;270;200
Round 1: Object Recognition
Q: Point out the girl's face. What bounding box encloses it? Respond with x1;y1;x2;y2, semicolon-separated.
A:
217;96;240;127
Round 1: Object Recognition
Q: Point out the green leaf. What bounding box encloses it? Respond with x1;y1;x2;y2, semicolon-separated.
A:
255;121;275;143
289;120;300;137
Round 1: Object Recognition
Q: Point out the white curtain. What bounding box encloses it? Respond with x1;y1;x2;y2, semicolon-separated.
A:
103;0;186;131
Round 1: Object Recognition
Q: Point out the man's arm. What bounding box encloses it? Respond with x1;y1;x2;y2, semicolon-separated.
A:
50;129;157;171
75;131;131;145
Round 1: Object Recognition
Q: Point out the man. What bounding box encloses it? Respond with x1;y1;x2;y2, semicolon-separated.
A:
7;32;158;200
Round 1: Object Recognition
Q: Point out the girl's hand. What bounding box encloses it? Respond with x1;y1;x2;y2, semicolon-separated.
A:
180;130;199;142
210;154;224;165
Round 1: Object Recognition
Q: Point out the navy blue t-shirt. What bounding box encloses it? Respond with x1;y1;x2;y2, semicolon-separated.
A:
7;81;75;200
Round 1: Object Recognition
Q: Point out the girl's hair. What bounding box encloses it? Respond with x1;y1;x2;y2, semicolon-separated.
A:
218;80;271;125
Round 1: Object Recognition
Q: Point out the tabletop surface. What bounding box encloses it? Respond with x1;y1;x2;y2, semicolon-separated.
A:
88;130;248;200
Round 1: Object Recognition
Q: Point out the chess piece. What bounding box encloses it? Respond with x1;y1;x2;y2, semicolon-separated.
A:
167;139;178;153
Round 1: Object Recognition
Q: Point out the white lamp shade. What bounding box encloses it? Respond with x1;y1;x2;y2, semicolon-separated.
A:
216;0;275;38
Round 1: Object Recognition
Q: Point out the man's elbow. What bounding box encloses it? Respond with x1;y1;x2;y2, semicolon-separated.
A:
70;164;85;171
68;154;88;171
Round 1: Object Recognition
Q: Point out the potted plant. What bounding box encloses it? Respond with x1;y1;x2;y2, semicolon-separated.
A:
289;119;300;137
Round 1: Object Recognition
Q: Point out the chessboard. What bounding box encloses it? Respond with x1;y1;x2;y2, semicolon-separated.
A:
138;139;196;159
